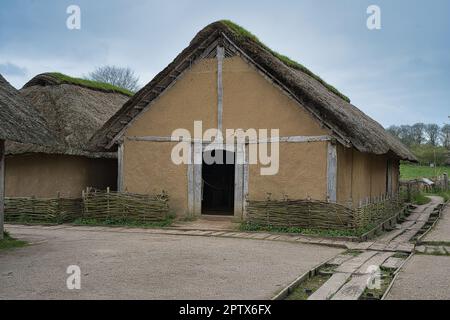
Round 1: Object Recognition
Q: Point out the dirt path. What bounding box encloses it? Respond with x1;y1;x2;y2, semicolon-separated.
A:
0;225;341;299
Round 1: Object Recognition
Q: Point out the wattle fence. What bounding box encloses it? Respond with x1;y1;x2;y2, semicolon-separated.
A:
246;194;405;233
4;188;169;224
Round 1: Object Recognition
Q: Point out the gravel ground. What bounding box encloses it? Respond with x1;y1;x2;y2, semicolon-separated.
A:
0;225;341;300
386;254;450;300
423;203;450;242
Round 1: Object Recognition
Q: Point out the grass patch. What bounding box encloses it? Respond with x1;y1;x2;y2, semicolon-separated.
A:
50;72;134;96
72;217;173;228
239;222;372;237
427;190;450;202
400;163;450;180
0;231;27;251
345;249;363;257
285;271;332;300
411;192;432;205
220;20;350;103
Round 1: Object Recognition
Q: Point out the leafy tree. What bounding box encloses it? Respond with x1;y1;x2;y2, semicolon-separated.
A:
425;123;440;146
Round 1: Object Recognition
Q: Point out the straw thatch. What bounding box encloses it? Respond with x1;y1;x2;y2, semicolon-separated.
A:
0;74;55;145
89;20;416;161
6;73;130;158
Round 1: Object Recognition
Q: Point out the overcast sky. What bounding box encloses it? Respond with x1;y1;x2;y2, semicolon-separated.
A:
1;0;449;127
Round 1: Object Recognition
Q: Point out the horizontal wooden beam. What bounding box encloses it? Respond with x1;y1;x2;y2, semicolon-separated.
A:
126;135;332;144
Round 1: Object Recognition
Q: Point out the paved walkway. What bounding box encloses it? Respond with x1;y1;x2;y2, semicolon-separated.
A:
0;225;341;299
387;200;450;300
308;196;444;300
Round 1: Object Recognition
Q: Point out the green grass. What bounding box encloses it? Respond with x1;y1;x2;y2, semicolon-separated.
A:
285;270;332;300
50;72;134;96
220;20;350;103
0;231;27;251
72;217;173;228
360;268;394;300
412;193;432;205
239;222;373;237
400;163;450;180
427;190;450;202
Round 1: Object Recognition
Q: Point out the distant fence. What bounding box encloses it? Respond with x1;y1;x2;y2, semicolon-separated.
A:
400;172;449;202
246;194;404;232
5;188;170;224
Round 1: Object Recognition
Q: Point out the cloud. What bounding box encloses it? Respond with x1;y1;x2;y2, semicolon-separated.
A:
0;62;27;77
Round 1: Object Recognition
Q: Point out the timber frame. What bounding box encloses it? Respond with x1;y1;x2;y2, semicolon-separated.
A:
112;38;341;219
97;31;351;150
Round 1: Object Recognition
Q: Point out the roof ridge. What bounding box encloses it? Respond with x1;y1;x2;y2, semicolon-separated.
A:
23;72;134;97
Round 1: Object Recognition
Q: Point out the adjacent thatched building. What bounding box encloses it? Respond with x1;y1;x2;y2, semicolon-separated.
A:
90;21;416;220
0;74;56;238
5;73;131;198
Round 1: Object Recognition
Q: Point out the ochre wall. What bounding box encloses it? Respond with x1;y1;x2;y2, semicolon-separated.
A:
248;142;328;200
5;154;117;198
336;146;393;205
122;54;396;215
123;56;331;214
122;140;187;215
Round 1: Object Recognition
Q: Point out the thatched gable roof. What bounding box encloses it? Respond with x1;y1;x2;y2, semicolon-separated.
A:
6;73;130;158
0;74;55;145
89;21;416;161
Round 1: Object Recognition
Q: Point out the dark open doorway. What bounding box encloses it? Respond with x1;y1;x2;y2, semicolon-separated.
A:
202;149;235;215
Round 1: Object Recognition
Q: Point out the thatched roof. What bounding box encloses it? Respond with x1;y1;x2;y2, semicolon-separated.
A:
0;74;55;145
89;20;416;161
6;73;130;158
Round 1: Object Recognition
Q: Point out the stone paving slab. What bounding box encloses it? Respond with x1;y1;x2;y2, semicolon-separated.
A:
382;257;405;269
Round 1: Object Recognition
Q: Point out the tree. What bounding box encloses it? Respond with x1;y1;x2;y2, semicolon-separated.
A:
87;66;140;92
441;124;450;149
425;123;440;146
411;123;426;145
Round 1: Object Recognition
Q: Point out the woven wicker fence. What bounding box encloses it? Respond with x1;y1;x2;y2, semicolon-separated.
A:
246;195;403;231
5;189;170;224
246;199;356;230
82;188;170;222
5;197;82;224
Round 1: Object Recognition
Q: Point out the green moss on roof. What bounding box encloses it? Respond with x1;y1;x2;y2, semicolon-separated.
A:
50;73;134;97
220;20;350;103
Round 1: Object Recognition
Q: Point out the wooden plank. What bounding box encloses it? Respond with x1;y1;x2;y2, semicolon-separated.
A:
0;140;4;240
308;272;350;300
332;252;393;300
217;46;224;134
187;143;194;216
117;143;124;192
193;142;203;216
327;142;337;202
243;145;249;219
234;144;244;219
128;135;331;144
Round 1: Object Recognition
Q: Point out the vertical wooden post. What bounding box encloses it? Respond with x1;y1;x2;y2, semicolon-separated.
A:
117;142;124;192
234;143;244;220
216;46;224;135
0;140;5;240
444;173;449;191
327;142;337;203
193;142;203;216
187;143;194;217
387;159;393;196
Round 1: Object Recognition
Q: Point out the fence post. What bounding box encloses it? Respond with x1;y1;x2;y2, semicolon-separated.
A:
444;173;449;191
